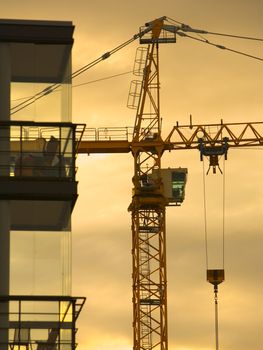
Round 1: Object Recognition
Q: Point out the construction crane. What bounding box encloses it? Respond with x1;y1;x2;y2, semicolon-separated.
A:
80;18;182;350
77;17;263;350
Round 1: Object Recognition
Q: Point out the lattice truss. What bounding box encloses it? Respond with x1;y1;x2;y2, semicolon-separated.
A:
132;209;167;350
130;40;168;350
133;43;161;142
131;42;163;194
166;122;263;148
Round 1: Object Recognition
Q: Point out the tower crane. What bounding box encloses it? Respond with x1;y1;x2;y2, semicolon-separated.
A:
76;17;263;350
80;18;182;350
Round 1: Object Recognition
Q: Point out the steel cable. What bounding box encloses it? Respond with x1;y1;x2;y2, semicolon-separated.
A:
177;32;263;62
202;157;226;269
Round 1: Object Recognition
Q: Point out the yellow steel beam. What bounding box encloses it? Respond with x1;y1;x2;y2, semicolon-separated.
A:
77;122;263;155
166;122;263;149
77;140;131;154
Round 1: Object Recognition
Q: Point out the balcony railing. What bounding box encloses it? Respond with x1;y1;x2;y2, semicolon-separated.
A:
0;295;86;349
0;121;86;180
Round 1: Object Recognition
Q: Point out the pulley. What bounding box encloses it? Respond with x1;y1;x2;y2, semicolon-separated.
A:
198;137;229;174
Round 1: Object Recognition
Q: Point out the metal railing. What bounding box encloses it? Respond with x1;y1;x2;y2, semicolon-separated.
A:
0;295;86;350
0;121;85;180
81;126;133;142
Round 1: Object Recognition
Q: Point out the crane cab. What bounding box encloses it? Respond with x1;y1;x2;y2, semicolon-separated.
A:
151;168;187;205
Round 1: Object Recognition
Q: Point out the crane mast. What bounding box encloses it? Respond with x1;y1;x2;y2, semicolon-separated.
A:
129;42;167;350
128;18;176;350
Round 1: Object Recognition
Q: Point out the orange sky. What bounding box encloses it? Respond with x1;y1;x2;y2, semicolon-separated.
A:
2;1;263;349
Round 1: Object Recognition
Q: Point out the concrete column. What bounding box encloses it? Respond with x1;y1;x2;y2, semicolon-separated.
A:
0;42;11;350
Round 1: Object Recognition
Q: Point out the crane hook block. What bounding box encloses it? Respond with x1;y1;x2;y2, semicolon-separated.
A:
207;269;225;286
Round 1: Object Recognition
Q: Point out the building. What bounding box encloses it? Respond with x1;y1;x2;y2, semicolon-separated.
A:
0;19;85;349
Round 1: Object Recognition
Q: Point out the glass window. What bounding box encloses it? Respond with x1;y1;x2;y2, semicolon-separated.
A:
10;230;72;296
10;43;72;123
4;124;75;179
171;171;186;201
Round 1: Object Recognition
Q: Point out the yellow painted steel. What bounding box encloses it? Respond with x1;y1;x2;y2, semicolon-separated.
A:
78;140;131;154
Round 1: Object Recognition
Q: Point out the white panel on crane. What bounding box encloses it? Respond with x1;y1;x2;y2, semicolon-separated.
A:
151;168;187;205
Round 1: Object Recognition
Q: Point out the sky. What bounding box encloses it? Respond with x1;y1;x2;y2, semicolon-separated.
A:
1;1;263;349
